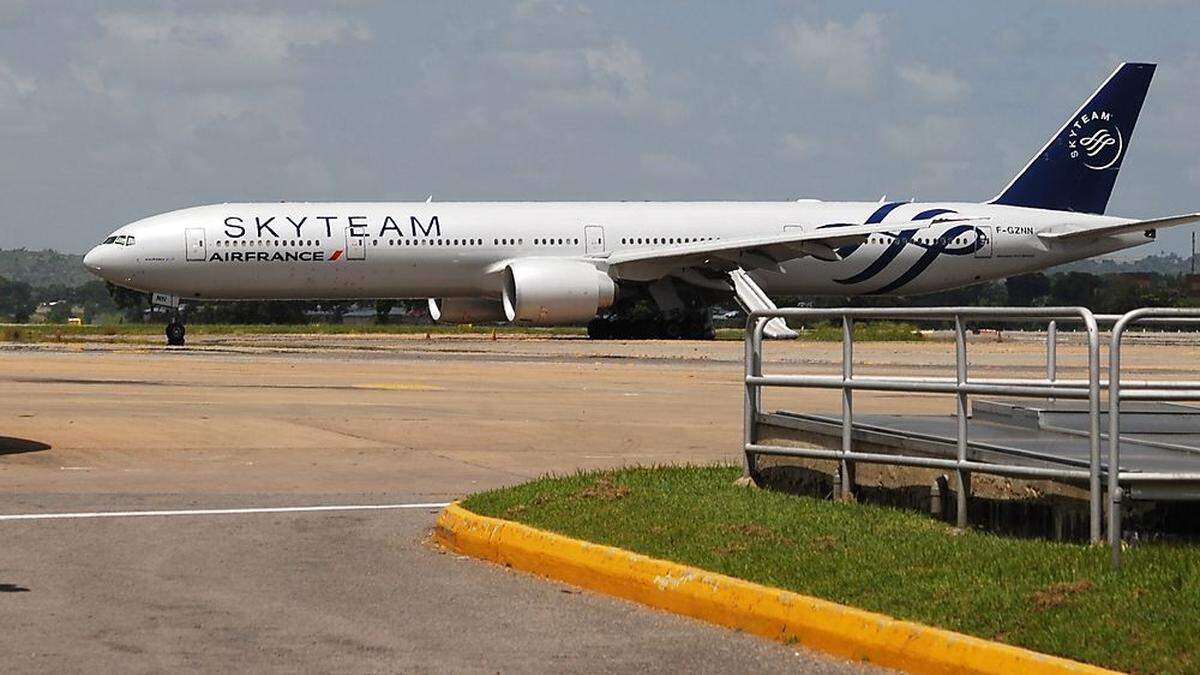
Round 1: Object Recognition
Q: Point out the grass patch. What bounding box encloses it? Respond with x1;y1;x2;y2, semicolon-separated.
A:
798;319;924;341
463;465;1200;673
1;320;922;344
716;320;924;342
0;323;585;343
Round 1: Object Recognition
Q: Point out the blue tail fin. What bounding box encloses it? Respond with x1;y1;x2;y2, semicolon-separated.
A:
990;62;1155;214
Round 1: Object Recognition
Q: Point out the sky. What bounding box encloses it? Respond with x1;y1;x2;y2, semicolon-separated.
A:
1;1;1198;255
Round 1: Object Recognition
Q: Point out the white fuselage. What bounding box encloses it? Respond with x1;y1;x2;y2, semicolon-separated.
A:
83;200;1149;301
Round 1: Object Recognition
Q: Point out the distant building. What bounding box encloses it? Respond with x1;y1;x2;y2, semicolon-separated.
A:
31;301;85;324
1116;272;1155;290
1184;274;1200;297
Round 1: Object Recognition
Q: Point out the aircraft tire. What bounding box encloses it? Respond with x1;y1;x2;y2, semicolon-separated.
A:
586;318;613;340
166;320;186;346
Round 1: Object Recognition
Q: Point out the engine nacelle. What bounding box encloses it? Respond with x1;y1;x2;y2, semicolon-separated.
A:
427;298;507;324
502;260;616;325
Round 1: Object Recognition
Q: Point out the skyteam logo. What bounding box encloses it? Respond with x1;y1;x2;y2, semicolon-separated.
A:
821;203;985;295
1068;110;1123;171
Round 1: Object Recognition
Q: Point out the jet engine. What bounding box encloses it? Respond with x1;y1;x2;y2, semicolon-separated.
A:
502;260;616;325
427;298;507;324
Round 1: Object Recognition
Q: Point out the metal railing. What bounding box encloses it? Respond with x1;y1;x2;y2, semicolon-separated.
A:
1106;308;1200;567
743;307;1104;540
745;306;1200;568
1044;312;1200;567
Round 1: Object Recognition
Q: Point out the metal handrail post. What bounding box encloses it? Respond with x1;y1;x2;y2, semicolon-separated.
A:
954;315;969;528
1047;320;1057;382
841;315;855;500
1047;320;1058;403
1103;307;1200;567
1108;311;1137;568
742;316;765;480
1083;311;1102;543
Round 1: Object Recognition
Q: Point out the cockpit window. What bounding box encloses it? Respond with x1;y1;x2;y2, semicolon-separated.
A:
114;235;128;245
103;236;118;244
124;236;135;246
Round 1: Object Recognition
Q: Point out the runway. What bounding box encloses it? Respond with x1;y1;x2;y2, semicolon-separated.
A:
2;333;1192;672
0;335;885;673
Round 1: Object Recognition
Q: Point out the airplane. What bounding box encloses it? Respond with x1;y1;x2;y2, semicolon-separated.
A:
84;62;1198;345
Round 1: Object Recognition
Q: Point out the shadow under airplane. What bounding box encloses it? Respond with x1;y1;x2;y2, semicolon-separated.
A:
0;436;51;456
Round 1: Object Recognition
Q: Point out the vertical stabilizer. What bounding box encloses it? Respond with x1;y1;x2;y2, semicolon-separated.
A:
990;62;1155;214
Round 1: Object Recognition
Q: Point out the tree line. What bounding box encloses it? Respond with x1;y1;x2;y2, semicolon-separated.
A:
0;275;423;324
2;270;1197;325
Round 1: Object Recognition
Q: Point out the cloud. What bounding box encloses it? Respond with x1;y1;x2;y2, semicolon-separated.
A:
0;61;35;118
92;11;369;88
0;61;34;97
482;41;660;121
777;13;885;94
778;132;811;160
897;64;968;103
583;42;648;99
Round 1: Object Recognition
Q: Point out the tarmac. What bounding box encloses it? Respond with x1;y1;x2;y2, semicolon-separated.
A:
2;332;1193;672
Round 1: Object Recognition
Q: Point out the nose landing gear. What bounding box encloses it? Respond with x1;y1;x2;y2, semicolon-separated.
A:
151;293;186;346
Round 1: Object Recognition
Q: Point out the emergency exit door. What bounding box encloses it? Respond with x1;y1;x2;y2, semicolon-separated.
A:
345;228;367;260
974;225;993;258
185;228;206;261
584;225;606;255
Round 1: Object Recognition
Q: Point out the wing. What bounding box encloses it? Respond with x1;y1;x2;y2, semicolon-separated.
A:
600;216;965;281
1038;212;1200;241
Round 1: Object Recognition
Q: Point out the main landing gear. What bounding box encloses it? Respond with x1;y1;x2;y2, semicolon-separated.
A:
166;315;186;346
587;309;715;340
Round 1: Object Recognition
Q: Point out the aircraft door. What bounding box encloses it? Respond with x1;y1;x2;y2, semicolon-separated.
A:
345;228;367;260
974;225;993;259
185;228;207;261
584;225;606;255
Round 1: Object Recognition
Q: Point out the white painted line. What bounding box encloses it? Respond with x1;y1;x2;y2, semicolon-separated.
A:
0;502;451;522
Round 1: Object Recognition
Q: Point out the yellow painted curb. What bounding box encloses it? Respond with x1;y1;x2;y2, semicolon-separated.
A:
435;502;1118;675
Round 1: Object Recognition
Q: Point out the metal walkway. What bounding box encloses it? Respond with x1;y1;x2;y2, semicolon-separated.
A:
763;399;1200;501
741;306;1200;568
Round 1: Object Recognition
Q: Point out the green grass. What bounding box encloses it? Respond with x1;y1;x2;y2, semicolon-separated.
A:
716;320;924;342
0;323;585;343
463;465;1200;673
2;320;923;344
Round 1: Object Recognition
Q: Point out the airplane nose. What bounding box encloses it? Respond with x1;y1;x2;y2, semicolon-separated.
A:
83;246;102;271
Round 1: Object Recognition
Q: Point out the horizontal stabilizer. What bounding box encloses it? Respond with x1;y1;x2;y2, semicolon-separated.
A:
1038;212;1200;240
